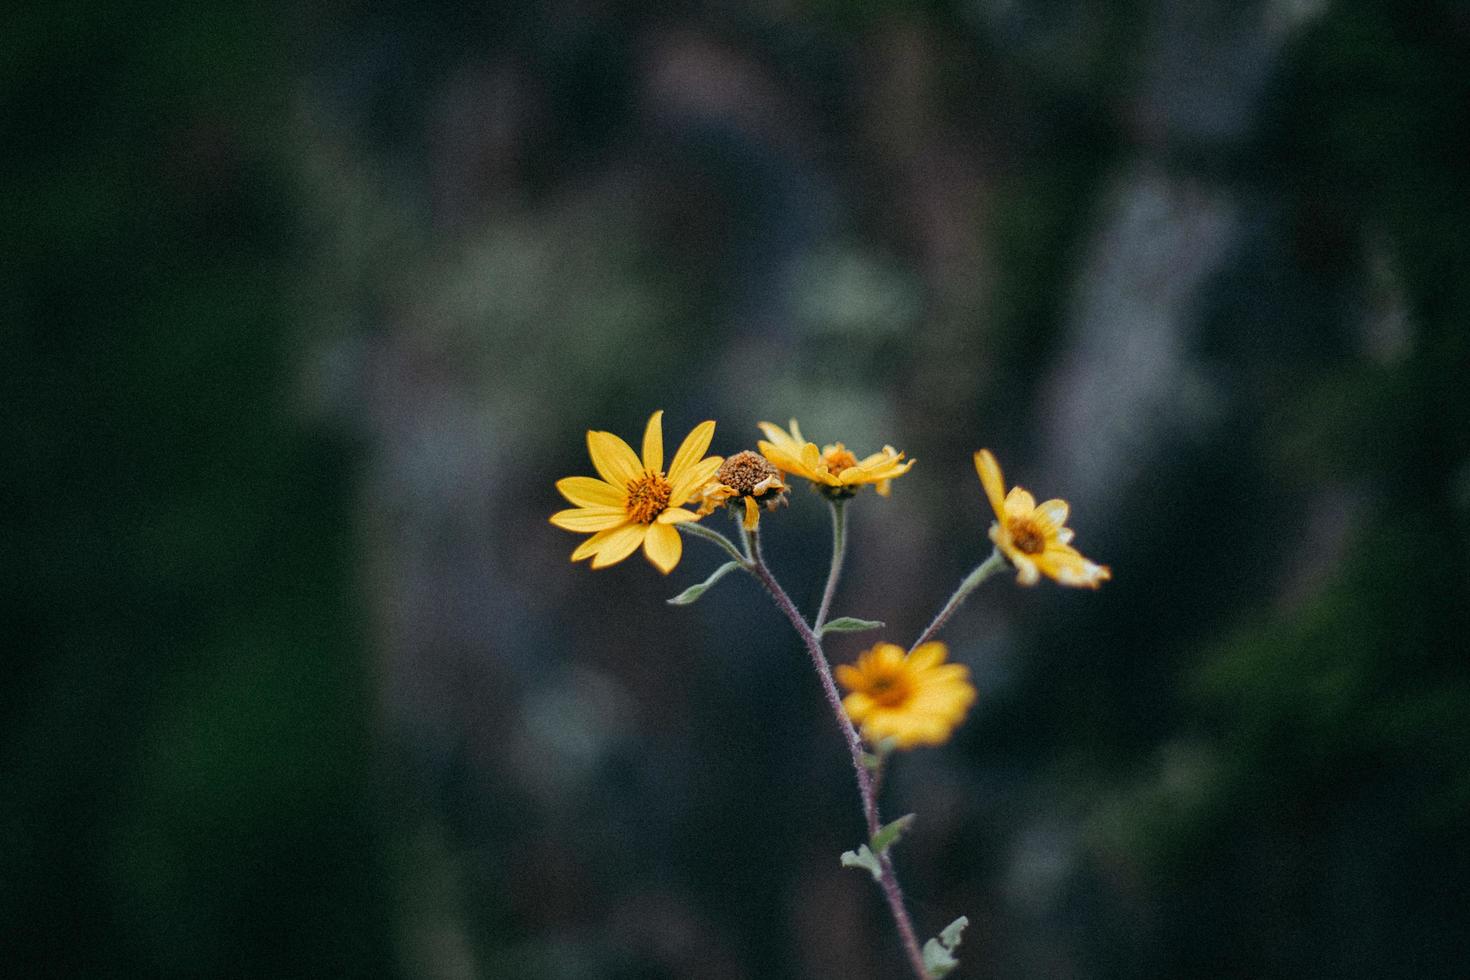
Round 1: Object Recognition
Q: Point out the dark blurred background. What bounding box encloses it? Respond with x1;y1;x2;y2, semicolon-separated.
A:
6;1;1469;977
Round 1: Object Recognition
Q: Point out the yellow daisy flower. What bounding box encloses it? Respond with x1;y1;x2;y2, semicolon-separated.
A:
756;419;914;498
836;642;976;749
550;410;723;574
696;450;789;531
974;449;1111;588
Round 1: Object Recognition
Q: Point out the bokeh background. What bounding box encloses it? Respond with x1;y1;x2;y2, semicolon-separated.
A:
7;1;1469;977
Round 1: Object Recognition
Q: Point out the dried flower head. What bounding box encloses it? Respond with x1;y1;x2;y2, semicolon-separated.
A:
698;450;789;530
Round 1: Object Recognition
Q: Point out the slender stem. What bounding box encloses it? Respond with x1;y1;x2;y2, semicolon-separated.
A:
677;521;752;567
746;530;930;980
910;548;1007;652
813;499;847;632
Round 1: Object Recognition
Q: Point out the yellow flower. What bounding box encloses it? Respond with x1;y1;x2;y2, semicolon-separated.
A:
974;449;1111;588
550;411;723;574
696;450;789;531
836;642;976;748
756;419;914;497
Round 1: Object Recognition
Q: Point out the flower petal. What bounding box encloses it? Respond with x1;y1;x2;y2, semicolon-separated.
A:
556;476;625;508
907;642;948;671
974;450;1007;521
571;525;626;561
834;664;864;691
1004;486;1036;518
641;410;664;474
588;430;641;486
667;420;716;485
656;506;700;525
670;455;723;503
641;521;682;574
1035;498;1070;530
742;495;760;531
549;507;627;532
1012;554;1040;586
590;523;646;569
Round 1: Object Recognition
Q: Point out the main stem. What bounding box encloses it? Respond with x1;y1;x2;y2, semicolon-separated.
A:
813;499;847;632
910;548;1007;652
746;531;930;980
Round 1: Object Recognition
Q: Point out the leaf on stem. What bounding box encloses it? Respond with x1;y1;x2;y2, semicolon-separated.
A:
870;813;915;854
667;561;741;605
922;916;969;978
839;844;883;881
817;616;884;638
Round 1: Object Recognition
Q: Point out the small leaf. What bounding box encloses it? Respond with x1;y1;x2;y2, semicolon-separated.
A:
817;616;885;637
938;916;969;949
839;844;883;881
870;813;915;854
922;916;969;978
922;939;959;978
667;561;741;605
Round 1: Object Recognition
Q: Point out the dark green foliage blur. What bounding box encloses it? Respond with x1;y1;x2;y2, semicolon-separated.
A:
5;1;1467;978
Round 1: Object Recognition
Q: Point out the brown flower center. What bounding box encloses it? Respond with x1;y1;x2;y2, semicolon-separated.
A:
625;470;672;524
1008;516;1047;554
865;670;913;708
717;451;779;495
822;445;859;474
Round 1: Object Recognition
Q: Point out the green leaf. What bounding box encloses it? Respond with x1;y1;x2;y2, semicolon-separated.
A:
839;844;883;881
938;916;968;949
870;813;915;854
922;916;969;978
667;561;741;605
817;616;884;637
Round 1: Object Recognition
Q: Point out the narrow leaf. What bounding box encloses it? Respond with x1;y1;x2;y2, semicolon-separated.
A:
817;616;885;637
667;561;741;606
922;916;969;978
839;844;883;881
938;916;968;950
922;939;960;978
870;813;915;854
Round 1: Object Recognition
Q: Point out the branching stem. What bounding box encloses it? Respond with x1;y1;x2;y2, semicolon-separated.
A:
910;548;1007;651
813;498;847;632
746;529;929;980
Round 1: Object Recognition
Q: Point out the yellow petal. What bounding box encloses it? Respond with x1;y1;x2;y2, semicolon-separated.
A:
842;692;874;721
549;507;627;532
834;664;864;691
656;506;700;525
1035;498;1069;530
641;410;664;473
1004;486;1036;518
642;521;682;574
670;455;723;503
974;450;1007;521
571;524;626;561
742;495;760;531
590;523;646;568
1012;554;1040;586
667;420;716;485
588;430;641;486
907;642;948;671
788;418;805;443
556;476;625;508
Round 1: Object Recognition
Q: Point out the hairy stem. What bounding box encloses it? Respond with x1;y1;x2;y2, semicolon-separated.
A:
746;530;930;980
813;498;847;632
677;521;752;567
910;548;1007;651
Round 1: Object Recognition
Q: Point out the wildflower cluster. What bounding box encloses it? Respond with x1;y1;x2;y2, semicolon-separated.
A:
551;411;1110;979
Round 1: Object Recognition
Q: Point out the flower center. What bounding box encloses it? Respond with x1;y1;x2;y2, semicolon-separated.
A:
1008;517;1047;555
717;450;779;496
625;470;672;524
866;671;913;708
823;445;859;474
